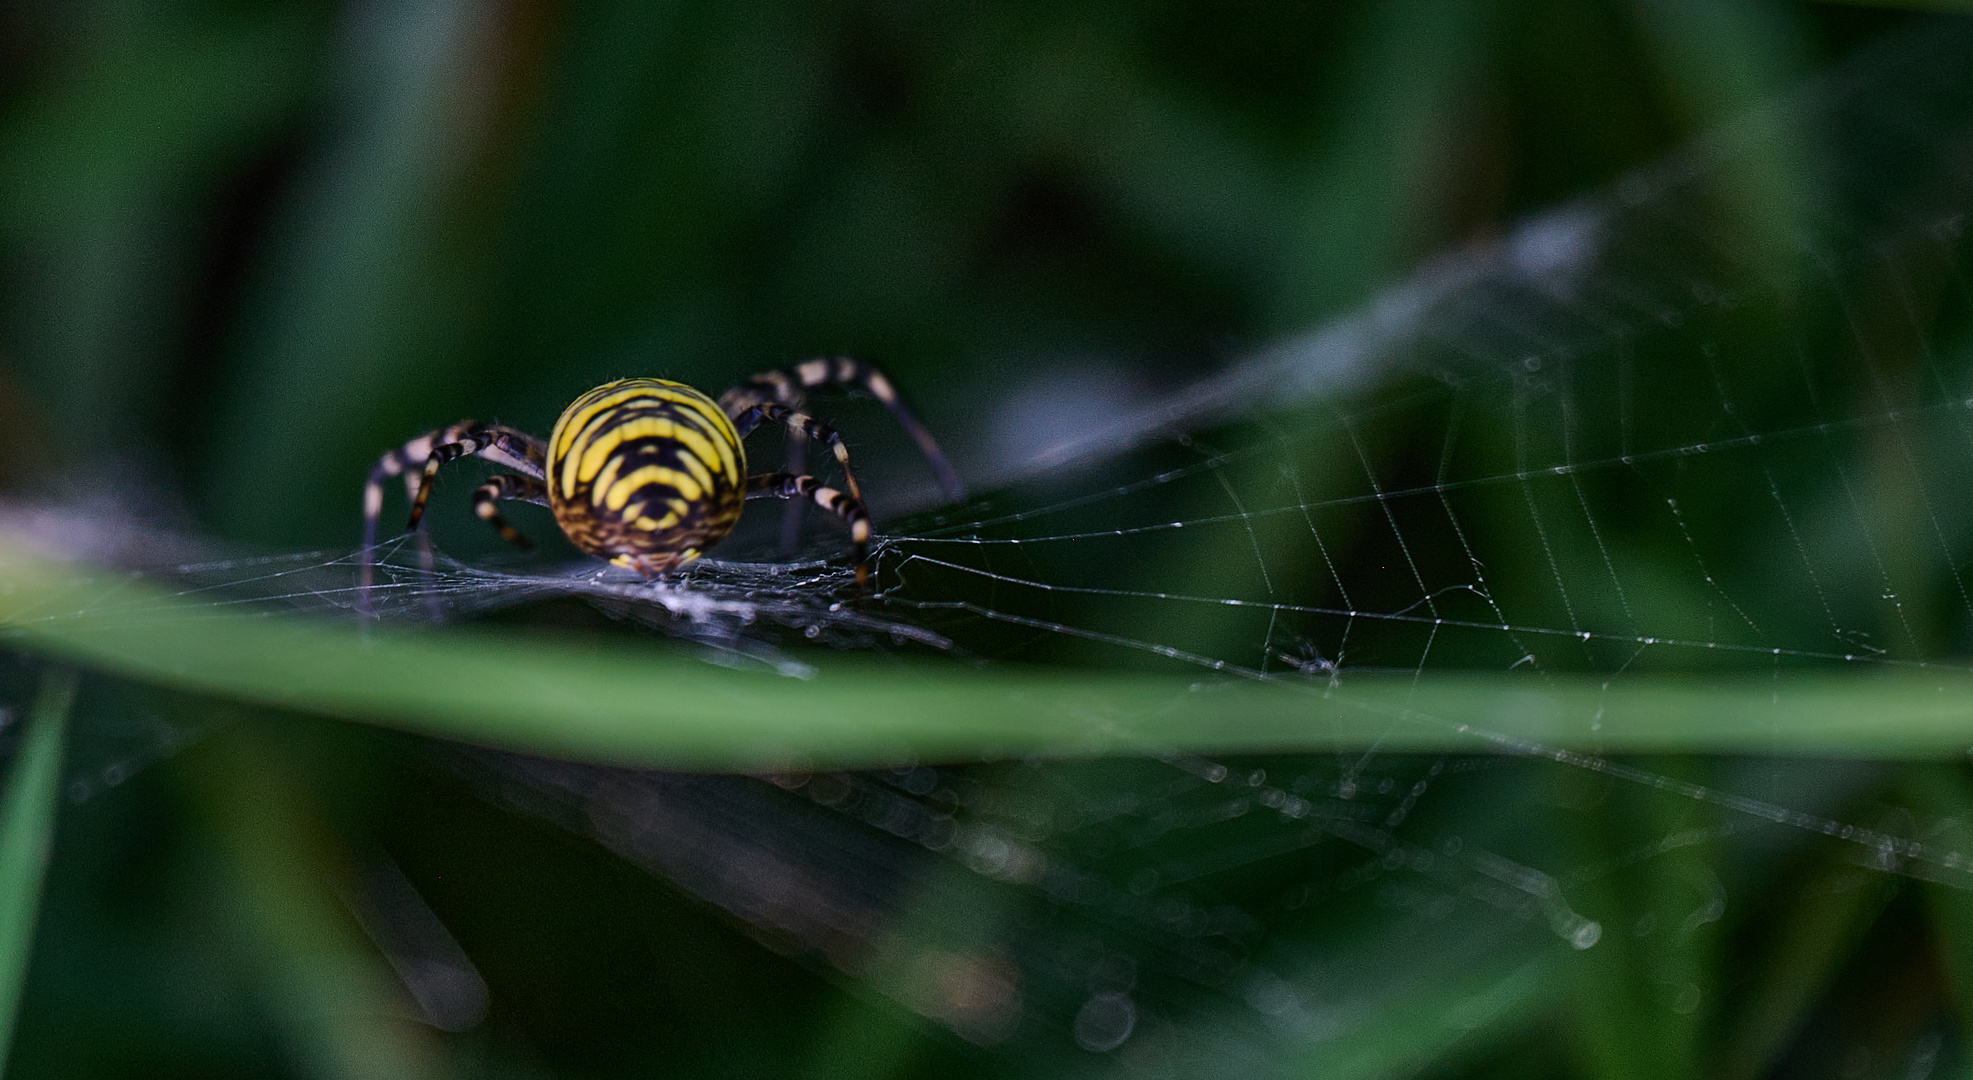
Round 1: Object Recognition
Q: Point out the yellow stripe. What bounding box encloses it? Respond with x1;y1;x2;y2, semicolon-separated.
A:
567;424;625;496
549;379;748;498
563;403;627;468
661;402;735;480
646;384;740;468
637;514;688;533
553;381;689;494
589;452;625;506
577;417;668;483
552;384;647;465
612;416;720;491
575;419;719;503
645;386;742;483
555;399;646;496
606;465;701;510
671;438;715;493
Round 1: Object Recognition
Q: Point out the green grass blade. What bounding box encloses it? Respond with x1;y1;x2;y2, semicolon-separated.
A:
1710;851;1895;1080
0;667;75;1075
1296;950;1561;1080
186;726;449;1080
1908;766;1973;1048
6;545;1973;767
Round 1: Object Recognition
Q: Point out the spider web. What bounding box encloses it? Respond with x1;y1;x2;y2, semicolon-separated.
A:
11;14;1973;1074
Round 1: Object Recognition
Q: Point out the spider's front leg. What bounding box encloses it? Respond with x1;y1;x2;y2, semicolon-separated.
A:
721;357;965;501
746;471;872;584
472;474;549;549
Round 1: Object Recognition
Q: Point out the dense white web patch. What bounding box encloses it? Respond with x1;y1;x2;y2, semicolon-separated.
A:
8;16;1973;1070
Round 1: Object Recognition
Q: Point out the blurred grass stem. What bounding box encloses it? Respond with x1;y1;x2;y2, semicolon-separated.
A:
0;668;74;1078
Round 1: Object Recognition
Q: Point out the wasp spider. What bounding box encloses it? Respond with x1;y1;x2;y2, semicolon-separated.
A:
358;358;963;611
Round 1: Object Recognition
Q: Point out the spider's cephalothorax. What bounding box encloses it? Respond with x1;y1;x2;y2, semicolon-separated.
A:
358;358;963;612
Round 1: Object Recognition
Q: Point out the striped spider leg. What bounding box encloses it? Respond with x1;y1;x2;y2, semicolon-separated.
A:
357;422;546;617
357;363;961;619
720;357;966;549
744;471;872;583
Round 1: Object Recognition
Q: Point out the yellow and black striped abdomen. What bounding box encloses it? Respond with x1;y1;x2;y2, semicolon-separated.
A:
546;378;747;574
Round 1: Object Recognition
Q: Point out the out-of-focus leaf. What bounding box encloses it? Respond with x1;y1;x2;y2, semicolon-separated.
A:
1626;0;1813;286
0;9;320;228
4;545;1973;768
1907;765;1973;1043
0;668;74;1077
1559;775;1725;1080
1295;951;1561;1080
185;724;446;1080
0;7;324;453
207;0;503;545
1709;850;1894;1080
1270;0;1500;328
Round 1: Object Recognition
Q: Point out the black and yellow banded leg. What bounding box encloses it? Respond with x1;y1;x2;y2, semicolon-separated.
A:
746;471;873;584
719;365;816;550
405;426;548;532
359;423;474;616
362;423;545;548
731;401;864;501
358;421;546;616
722;357;965;501
472;474;548;549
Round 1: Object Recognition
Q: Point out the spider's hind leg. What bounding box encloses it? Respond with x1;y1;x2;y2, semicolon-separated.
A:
404;425;548;532
359;424;469;617
358;421;547;618
746;471;872;585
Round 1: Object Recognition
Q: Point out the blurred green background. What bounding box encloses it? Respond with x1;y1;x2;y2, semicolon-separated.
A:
0;0;1891;549
6;1;1973;1078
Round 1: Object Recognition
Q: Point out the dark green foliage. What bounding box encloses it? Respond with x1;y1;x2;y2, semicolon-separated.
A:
3;2;1973;1078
